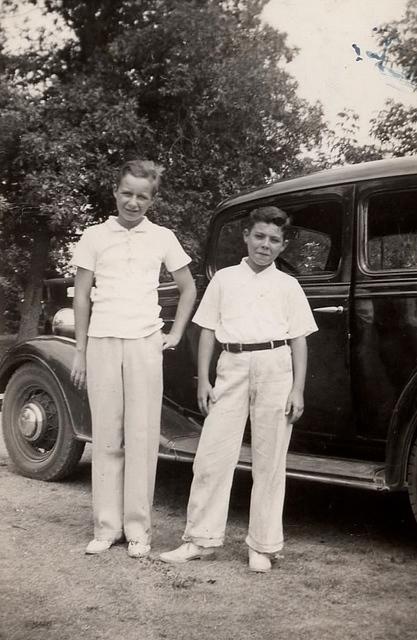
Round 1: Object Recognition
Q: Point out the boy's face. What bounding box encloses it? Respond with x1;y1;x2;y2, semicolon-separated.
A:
113;173;154;228
243;222;286;272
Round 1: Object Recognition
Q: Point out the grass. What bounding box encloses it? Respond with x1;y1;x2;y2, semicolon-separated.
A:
2;449;417;640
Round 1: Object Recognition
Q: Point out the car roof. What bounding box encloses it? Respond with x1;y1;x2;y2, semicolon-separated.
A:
216;156;417;212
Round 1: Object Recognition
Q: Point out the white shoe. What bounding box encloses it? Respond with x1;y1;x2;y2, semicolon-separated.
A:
127;541;151;558
248;548;272;573
85;538;116;555
159;542;215;564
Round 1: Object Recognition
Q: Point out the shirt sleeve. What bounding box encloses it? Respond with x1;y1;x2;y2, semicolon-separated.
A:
286;280;319;339
192;274;221;331
163;230;191;273
71;228;96;272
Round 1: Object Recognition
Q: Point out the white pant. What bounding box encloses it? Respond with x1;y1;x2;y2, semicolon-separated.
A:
183;346;293;553
86;333;163;544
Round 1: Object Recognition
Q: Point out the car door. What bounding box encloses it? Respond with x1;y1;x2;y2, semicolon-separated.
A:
211;185;356;455
352;176;417;446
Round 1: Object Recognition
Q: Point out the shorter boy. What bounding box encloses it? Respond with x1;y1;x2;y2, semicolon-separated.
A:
160;206;318;572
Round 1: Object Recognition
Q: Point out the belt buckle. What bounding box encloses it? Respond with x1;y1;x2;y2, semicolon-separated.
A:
225;343;230;352
270;340;274;350
238;343;243;353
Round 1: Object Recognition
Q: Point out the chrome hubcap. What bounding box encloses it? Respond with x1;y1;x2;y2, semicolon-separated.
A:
18;402;47;442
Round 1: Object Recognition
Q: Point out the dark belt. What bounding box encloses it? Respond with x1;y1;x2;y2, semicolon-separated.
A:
221;339;287;353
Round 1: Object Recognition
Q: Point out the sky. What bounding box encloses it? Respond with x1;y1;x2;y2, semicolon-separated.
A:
262;0;417;142
3;0;417;145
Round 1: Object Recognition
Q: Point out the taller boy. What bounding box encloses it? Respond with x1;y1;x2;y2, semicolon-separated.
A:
71;160;196;557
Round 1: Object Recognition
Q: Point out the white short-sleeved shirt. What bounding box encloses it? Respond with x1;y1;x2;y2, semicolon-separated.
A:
72;216;191;338
193;258;318;343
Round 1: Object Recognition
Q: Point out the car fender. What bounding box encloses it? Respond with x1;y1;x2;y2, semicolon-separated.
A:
0;336;91;441
385;368;417;488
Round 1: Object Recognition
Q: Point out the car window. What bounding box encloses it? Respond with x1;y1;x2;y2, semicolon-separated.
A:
279;225;332;275
215;199;342;277
366;189;417;271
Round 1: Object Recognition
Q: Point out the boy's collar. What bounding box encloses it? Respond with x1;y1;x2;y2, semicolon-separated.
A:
106;215;151;232
241;257;277;274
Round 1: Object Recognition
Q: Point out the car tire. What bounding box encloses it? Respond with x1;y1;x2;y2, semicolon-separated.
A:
407;432;417;524
2;363;85;481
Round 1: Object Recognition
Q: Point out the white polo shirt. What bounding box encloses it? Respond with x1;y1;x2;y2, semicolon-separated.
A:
72;216;191;338
193;258;318;343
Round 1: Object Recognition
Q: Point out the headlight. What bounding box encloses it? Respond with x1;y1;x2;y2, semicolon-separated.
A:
52;308;75;337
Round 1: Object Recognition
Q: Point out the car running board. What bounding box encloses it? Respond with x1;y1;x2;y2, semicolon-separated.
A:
285;453;386;491
160;405;386;491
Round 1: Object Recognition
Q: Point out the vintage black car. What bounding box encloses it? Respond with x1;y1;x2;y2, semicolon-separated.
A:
2;156;417;525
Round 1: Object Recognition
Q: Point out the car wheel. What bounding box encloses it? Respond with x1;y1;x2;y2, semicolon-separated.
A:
2;363;85;481
407;432;417;524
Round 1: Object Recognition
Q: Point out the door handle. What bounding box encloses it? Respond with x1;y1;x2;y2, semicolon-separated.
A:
313;306;345;314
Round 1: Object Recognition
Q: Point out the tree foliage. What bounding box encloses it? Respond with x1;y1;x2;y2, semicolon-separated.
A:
367;0;417;159
371;101;417;157
0;0;326;338
376;0;417;84
316;0;417;170
321;110;383;168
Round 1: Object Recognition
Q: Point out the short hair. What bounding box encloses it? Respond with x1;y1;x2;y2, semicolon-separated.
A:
116;159;165;195
246;206;289;232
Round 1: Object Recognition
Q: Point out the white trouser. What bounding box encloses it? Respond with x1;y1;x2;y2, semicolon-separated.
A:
86;333;163;544
183;346;293;553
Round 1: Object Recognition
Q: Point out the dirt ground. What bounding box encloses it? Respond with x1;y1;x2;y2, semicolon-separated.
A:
1;426;417;640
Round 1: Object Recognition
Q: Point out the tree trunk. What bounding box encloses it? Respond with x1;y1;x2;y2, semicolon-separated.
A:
17;231;50;341
0;282;6;334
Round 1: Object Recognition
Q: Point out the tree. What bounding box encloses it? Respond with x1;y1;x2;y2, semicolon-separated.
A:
0;0;326;339
376;0;417;85
318;0;417;168
367;0;417;158
371;101;417;157
0;74;93;339
321;110;383;168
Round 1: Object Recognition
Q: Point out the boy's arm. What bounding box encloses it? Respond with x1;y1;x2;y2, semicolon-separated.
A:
71;267;94;389
197;327;217;416
162;265;197;350
286;336;307;423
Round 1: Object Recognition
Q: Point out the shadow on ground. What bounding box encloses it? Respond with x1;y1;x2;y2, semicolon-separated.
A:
73;448;417;552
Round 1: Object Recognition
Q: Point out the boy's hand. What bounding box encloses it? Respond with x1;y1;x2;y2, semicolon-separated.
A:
71;351;87;390
285;387;304;423
197;379;216;417
162;331;181;351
